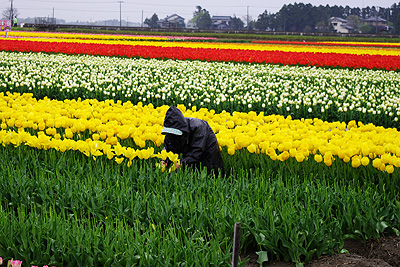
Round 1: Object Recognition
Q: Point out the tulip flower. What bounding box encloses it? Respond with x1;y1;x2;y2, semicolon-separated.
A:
7;260;22;267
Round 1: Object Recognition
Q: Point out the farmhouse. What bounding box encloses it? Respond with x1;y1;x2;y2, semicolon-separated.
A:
329;17;355;33
157;14;185;28
363;16;393;33
212;16;232;30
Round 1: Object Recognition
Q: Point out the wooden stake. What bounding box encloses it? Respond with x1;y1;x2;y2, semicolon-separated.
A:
231;222;241;267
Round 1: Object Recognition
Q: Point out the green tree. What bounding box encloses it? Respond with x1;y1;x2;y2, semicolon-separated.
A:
191;6;212;29
358;23;375;33
275;3;318;32
346;15;362;31
230;16;244;30
255;10;275;30
394;13;400;34
247;20;256;30
391;3;400;24
144;13;159;28
315;21;327;32
329;5;346;18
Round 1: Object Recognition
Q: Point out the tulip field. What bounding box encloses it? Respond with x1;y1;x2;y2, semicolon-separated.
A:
0;31;399;266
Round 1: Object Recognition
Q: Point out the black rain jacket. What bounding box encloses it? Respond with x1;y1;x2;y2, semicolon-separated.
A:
163;106;224;176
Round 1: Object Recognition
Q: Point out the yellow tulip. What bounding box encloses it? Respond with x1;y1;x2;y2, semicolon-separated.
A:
386;164;394;174
295;153;305;163
228;146;235;156
247;143;257;154
351;157;361;168
269;151;278;161
379;163;386;172
394;158;400;168
38;122;45;131
278;151;290;161
372;158;382;169
324;158;332;166
381;154;391;164
115;157;124;164
100;131;107;140
92;133;100;141
106;149;115;160
314;154;323;163
361;157;370;166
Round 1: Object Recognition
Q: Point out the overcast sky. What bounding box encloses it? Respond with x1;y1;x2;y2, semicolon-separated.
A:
1;0;398;24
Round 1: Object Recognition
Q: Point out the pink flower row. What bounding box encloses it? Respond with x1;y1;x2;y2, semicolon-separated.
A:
0;257;55;267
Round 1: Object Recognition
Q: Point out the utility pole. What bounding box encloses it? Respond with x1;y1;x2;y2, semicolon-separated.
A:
117;1;124;28
375;6;378;34
10;0;14;22
141;10;143;28
247;6;249;30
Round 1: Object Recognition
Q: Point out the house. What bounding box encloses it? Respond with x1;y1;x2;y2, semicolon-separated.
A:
363;16;392;33
212;16;231;30
157;14;185;28
329;17;355;33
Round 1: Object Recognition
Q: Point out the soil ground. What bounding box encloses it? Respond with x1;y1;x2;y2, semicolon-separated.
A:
242;235;400;266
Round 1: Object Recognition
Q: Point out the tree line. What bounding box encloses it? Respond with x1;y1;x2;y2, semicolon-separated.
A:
255;2;400;33
144;2;400;34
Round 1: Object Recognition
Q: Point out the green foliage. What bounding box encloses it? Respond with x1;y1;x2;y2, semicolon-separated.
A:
358;24;376;34
394;13;400;34
144;13;159;28
255;10;276;31
346;15;363;30
191;6;213;30
0;144;399;265
230;16;245;30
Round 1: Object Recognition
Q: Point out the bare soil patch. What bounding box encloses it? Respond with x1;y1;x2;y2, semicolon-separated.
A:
242;235;400;266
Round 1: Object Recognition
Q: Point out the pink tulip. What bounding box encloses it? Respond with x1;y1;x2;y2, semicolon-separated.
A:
8;260;22;267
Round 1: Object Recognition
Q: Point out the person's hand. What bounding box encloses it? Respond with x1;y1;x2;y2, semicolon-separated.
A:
175;161;181;169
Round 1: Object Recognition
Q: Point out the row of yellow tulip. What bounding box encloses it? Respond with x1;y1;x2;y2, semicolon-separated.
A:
3;33;400;56
0;92;399;173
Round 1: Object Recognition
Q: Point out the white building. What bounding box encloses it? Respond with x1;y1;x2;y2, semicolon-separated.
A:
330;17;355;33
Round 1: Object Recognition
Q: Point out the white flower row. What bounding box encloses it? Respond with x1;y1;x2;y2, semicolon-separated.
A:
0;51;399;123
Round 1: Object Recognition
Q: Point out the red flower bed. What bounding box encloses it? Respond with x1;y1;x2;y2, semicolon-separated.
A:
1;39;399;71
251;40;400;48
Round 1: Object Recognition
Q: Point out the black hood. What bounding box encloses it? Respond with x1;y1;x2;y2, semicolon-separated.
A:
163;106;189;133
